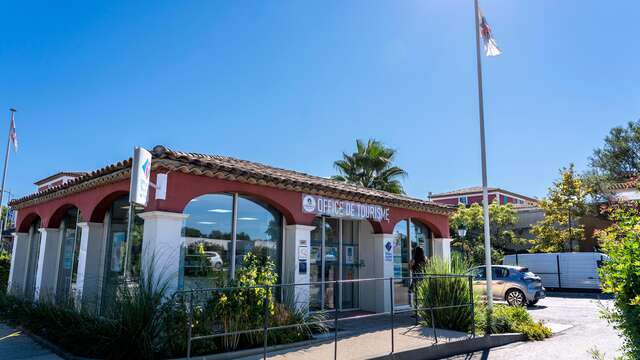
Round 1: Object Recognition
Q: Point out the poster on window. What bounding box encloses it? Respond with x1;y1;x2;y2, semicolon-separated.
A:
325;247;338;262
310;246;321;264
111;232;126;272
345;246;354;265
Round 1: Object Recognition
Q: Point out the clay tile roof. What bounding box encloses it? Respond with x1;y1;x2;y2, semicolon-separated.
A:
10;145;454;215
430;187;499;197
608;177;638;191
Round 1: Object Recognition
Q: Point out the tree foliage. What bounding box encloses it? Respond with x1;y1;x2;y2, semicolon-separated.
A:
332;139;407;194
590;120;640;181
530;164;590;252
597;206;640;359
450;200;524;265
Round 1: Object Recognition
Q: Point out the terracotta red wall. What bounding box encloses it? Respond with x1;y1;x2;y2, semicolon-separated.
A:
17;169;451;238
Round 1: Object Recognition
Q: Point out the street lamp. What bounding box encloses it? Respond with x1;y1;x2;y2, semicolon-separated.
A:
457;224;468;258
457;224;468;238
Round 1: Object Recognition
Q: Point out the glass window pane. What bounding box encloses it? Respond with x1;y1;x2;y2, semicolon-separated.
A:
309;217;323;310
393;220;409;307
323;218;339;310
57;207;80;302
410;220;432;258
181;194;233;289
101;196;145;314
235;196;282;277
25;219;42;299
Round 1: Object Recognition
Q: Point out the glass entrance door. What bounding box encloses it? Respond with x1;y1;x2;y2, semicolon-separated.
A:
309;217;360;311
341;220;359;310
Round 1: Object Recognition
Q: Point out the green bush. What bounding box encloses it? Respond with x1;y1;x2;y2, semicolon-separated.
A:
416;255;474;332
598;206;640;359
474;302;552;341
517;321;553;341
0;251;326;358
0;250;10;288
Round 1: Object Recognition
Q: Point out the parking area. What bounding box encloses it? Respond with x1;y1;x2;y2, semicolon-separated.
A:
446;293;625;360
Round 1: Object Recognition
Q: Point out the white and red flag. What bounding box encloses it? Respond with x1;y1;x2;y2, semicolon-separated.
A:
478;8;502;57
10;116;17;152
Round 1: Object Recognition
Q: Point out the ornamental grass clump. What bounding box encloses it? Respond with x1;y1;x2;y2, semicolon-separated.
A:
415;255;474;332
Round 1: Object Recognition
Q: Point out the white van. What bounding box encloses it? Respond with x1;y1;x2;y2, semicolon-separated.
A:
502;252;609;290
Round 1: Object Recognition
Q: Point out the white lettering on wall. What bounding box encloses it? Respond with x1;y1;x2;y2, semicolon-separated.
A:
301;194;391;222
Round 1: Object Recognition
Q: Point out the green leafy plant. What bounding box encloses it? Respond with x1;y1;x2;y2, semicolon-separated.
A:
415;255;474;332
0;249;10;289
530;164;590;252
597;205;640;359
474;302;552;341
450;200;525;265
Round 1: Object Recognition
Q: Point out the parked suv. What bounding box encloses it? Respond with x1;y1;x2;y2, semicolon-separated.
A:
467;265;546;306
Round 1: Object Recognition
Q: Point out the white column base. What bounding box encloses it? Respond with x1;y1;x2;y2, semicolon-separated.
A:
361;233;395;314
7;233;29;295
284;224;315;312
34;228;62;301
75;222;106;312
433;238;452;261
139;211;188;297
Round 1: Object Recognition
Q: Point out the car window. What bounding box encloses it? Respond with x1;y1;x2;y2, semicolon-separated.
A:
493;267;509;279
470;268;486;280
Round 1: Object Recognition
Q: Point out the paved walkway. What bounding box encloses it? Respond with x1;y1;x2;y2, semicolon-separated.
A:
445;293;624;360
240;312;469;360
0;323;62;360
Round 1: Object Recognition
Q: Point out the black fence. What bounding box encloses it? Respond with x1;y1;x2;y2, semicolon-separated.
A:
173;274;475;360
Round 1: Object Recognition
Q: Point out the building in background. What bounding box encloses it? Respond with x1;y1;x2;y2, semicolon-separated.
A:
34;172;87;192
428;186;538;207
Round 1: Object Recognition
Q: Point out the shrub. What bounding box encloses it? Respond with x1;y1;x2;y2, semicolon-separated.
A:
517;321;552;341
0;250;10;288
597;206;640;359
474;302;551;341
416;255;474;332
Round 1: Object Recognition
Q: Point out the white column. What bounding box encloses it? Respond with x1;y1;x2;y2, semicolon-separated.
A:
432;238;452;261
139;211;188;296
7;232;29;295
370;233;395;313
34;228;62;301
284;224;315;311
75;222;106;311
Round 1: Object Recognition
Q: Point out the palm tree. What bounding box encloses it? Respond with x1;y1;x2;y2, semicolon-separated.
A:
332;139;407;194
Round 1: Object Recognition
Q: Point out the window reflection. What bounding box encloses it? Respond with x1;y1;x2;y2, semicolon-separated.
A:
181;193;283;290
182;194;233;289
235;196;282;275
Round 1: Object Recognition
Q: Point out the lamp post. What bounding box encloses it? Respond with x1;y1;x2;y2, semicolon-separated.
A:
457;224;467;258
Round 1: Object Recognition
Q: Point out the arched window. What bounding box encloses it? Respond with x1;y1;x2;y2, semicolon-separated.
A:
181;193;283;289
392;218;433;307
56;207;81;301
101;195;144;313
24;218;42;299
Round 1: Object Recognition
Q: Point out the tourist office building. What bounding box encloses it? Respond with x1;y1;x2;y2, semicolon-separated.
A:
7;146;453;314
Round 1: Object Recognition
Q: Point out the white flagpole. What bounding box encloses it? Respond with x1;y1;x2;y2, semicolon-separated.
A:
0;108;16;236
473;0;494;316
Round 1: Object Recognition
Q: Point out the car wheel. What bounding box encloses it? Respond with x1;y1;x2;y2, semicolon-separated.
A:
214;262;222;269
527;300;539;307
506;289;526;307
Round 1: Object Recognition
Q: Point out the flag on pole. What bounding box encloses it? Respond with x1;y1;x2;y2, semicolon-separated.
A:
9;117;17;152
478;7;502;57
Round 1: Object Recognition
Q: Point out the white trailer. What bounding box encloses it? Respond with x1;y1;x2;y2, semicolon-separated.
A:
503;252;609;290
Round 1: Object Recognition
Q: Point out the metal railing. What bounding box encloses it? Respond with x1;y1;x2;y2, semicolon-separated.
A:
173;274;475;360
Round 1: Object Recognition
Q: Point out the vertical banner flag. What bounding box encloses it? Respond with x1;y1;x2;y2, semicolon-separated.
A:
10;115;17;152
129;147;152;206
478;7;502;57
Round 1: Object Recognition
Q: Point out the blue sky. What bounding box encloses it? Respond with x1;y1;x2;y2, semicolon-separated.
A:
0;0;638;201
